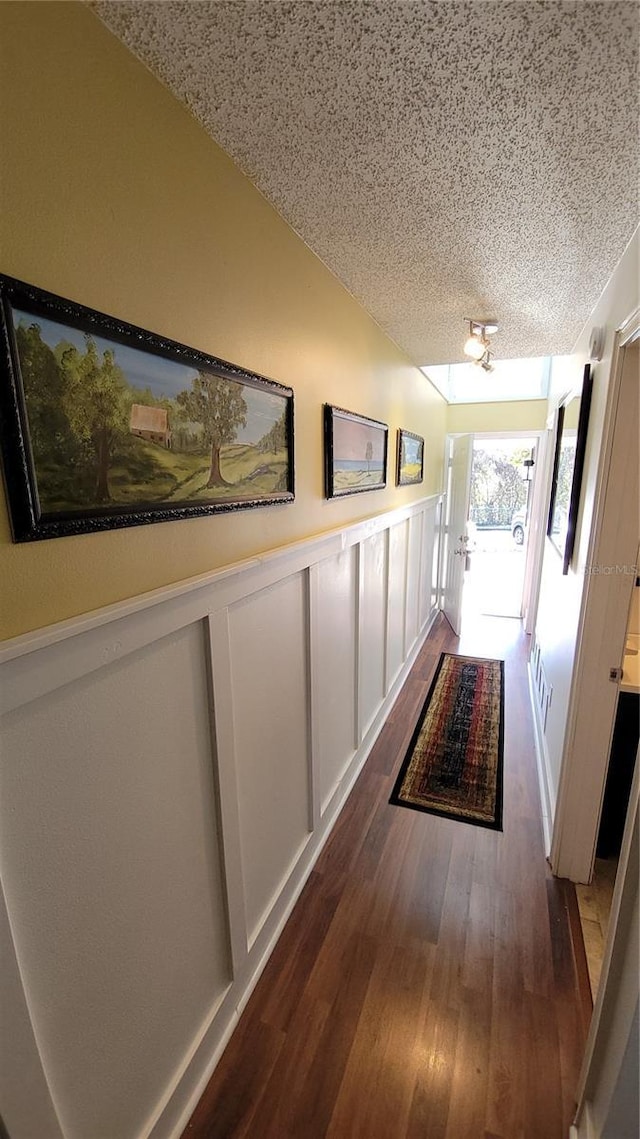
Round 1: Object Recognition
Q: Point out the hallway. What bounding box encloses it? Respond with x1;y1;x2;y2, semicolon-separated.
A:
185;614;590;1139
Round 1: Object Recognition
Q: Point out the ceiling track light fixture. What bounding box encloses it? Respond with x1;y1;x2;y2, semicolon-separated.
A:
463;318;498;372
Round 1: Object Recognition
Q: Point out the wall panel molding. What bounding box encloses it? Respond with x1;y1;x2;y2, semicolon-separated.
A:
205;610;248;973
528;639;555;854
0;494;442;1139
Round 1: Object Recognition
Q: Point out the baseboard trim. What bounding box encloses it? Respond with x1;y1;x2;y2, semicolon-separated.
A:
563;880;594;1034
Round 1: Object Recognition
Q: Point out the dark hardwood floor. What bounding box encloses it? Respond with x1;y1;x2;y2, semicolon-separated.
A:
184;613;591;1139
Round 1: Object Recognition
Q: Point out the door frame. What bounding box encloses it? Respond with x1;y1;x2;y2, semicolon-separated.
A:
445;429;546;626
550;309;640;882
571;752;639;1138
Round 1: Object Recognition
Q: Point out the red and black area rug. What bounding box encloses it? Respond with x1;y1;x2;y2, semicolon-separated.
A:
390;652;504;831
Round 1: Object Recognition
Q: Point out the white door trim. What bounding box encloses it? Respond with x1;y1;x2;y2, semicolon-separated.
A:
572;754;639;1137
550;309;640;882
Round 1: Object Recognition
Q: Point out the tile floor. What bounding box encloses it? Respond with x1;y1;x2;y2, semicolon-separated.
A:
575;858;618;999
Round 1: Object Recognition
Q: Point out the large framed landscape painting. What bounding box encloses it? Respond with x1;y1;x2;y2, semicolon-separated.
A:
0;275;294;541
396;429;424;485
324;405;388;498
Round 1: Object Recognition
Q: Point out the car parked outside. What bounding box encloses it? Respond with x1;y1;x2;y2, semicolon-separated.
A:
511;509;526;545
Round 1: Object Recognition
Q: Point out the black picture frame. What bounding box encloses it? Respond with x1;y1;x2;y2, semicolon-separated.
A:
324;404;388;498
396;429;424;486
0;274;294;542
546;363;593;574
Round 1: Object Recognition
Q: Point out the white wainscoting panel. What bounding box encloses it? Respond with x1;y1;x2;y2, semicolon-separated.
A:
227;573;311;949
311;548;358;815
528;634;556;854
0;494;443;1139
419;502;436;632
430;499;443;612
0;623;230;1139
405;510;424;652
358;530;388;737
0;879;64;1139
386;520;409;691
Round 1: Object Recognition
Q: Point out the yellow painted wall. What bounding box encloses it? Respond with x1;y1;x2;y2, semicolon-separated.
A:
446;400;548;435
0;2;446;640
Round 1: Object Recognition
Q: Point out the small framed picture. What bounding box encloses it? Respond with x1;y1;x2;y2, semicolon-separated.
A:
324;404;388;498
0;275;294;541
396;429;424;486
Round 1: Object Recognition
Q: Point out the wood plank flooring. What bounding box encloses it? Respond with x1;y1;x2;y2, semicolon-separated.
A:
184;613;590;1139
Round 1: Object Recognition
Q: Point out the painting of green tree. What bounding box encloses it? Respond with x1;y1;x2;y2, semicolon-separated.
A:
12;310;290;513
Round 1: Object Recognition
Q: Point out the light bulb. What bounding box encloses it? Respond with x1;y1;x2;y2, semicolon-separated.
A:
464;335;485;360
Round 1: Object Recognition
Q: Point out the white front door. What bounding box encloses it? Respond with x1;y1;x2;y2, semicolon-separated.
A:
442;435;473;635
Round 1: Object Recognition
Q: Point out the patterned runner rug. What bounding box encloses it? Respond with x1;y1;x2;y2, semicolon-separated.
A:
390;652;504;830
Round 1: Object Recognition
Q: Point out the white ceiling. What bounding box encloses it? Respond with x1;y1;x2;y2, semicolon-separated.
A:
93;1;639;366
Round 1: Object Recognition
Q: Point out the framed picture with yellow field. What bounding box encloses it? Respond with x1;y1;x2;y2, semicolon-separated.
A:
0;274;295;541
396;428;424;486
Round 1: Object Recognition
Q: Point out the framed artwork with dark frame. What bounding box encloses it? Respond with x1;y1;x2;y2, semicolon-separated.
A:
0;274;294;542
324;404;388;498
396;429;424;486
547;363;593;574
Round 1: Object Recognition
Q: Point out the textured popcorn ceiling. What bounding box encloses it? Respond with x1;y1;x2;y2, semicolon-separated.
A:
92;1;639;365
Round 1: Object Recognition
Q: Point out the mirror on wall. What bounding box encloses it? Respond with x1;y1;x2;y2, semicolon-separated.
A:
547;364;593;574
